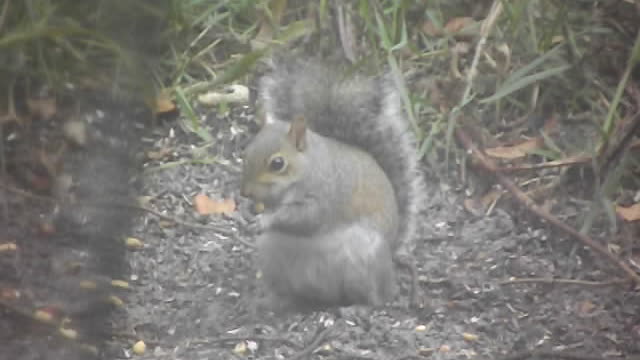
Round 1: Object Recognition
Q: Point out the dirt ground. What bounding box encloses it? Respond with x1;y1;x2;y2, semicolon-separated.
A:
2;96;640;360
2;2;640;359
115;105;640;360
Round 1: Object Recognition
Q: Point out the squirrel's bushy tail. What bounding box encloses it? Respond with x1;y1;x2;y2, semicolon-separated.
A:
259;57;424;252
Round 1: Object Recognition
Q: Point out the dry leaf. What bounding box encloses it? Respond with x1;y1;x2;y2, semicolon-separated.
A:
155;91;176;114
444;17;475;33
577;300;596;315
616;203;640;221
146;147;173;161
0;288;19;301
464;189;502;215
485;138;542;159
27;97;57;121
422;21;440;37
194;194;236;216
423;17;477;39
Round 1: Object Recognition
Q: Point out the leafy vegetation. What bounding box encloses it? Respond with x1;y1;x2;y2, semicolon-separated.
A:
1;0;639;226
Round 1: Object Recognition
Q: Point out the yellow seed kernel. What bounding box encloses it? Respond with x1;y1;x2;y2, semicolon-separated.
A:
79;280;97;289
107;295;124;307
133;340;146;355
0;243;17;252
463;332;479;342
33;309;54;323
59;327;78;339
233;341;247;355
111;280;130;289
125;237;144;250
254;202;265;213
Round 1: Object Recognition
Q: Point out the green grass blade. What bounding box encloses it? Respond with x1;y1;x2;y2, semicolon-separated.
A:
480;64;571;103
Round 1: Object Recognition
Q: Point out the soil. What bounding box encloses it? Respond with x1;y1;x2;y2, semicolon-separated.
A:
2;98;640;360
119;106;640;360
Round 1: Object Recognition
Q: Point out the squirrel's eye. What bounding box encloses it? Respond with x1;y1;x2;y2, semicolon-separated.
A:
268;156;286;172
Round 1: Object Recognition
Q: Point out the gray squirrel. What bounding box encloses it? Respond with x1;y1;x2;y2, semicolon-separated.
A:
241;58;424;310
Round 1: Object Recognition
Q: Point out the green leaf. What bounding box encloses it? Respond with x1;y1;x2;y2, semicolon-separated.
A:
505;44;564;83
211;48;268;87
480;64;571;103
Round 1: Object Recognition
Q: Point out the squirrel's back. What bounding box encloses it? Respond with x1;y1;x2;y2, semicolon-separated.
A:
259;58;424;252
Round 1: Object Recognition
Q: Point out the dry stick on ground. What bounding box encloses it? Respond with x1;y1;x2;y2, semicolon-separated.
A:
500;277;628;287
598;85;640;178
496;350;609;360
0;182;256;249
289;326;334;360
499;155;591;173
190;335;299;348
455;125;640;284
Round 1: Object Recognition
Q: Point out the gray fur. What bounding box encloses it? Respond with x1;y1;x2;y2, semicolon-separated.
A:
259;58;425;254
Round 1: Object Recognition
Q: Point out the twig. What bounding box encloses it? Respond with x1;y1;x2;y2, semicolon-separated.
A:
190;335;298;348
289;326;334;360
94;202;257;249
0;182;256;249
499;155;591;173
447;0;503;164
0;182;52;202
461;0;504;103
0;0;9;32
599;94;640;178
499;277;629;287
496;350;608;360
455;125;640;284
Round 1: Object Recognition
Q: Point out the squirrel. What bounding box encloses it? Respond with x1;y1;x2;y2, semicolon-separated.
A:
241;57;424;310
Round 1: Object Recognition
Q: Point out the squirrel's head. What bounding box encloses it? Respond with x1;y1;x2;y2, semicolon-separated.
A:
241;115;308;208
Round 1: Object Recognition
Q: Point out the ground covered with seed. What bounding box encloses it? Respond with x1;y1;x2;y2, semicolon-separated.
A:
118;107;640;360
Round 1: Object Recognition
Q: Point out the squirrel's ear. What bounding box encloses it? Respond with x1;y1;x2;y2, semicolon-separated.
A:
287;116;307;151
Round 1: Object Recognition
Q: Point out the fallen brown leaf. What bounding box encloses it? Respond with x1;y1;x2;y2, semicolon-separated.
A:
146;147;173;161
0;288;19;301
155;91;176;114
194;194;236;216
577;300;596;315
445;17;475;33
485;138;542;159
464;188;503;215
27;97;57;121
616;203;640;221
423;17;477;39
